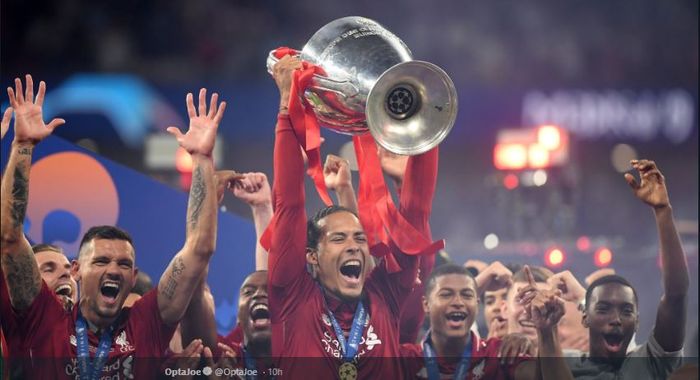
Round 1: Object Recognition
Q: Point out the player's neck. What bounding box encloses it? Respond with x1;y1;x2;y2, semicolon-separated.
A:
80;302;118;333
322;287;360;307
431;331;470;359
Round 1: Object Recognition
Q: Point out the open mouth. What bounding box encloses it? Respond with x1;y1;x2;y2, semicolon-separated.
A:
339;260;362;285
100;281;120;304
518;319;537;330
445;312;467;328
250;303;270;329
55;284;73;297
602;333;625;353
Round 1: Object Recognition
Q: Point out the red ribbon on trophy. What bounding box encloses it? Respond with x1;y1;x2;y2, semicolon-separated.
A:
261;47;443;266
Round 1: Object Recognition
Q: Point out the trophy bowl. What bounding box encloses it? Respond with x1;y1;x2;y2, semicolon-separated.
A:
267;16;458;155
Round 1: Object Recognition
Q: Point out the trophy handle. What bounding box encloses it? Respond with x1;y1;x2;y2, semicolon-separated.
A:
266;50;360;99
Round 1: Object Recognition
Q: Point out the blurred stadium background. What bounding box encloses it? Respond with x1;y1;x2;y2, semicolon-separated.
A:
2;0;697;349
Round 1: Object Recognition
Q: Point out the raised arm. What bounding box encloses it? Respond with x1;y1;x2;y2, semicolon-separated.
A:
157;88;224;325
268;56;308;288
232;172;273;271
323;154;358;214
399;147;438;232
516;266;573;380
625;159;688;351
1;75;65;311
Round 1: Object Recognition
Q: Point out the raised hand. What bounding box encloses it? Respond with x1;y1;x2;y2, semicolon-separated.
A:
167;88;225;157
272;55;303;110
476;261;513;293
517;266;565;330
547;270;585;303
231;172;272;208
1;107;12;140
378;145;408;187
6;75;65;145
624;159;670;209
323;154;352;191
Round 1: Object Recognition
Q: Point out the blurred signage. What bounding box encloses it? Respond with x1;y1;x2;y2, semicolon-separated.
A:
522;89;695;143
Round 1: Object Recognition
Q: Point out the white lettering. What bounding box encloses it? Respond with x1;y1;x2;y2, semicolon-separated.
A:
522;89;696;143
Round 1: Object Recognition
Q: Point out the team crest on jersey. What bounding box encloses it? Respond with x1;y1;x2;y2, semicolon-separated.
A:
116;331;135;352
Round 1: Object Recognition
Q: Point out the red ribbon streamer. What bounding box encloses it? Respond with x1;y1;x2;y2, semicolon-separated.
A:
274;47;333;206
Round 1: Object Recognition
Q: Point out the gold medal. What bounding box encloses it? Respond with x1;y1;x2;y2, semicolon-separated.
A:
338;362;357;380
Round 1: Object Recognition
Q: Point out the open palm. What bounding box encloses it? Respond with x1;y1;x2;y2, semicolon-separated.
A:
6;75;65;144
167;88;226;157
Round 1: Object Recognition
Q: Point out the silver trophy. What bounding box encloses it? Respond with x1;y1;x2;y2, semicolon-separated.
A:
267;16;458;155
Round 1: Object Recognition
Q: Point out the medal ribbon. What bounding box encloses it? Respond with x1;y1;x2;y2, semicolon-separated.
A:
75;312;114;380
325;302;367;362
422;331;473;380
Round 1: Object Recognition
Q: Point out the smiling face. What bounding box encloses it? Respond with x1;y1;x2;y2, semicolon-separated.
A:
237;271;271;348
424;273;478;342
72;238;137;326
35;250;78;306
307;211;370;302
483;287;508;338
584;283;638;359
504;280;550;343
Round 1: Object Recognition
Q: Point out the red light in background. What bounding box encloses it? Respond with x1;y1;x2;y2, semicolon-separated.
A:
503;173;519;190
537;125;562;150
494;143;528;170
528;144;550;168
175;147;193;173
545;247;566;268
594;247;613;267
576;236;591;252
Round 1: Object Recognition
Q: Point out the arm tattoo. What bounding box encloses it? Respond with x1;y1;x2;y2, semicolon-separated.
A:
17;147;32;155
187;166;206;229
10;163;29;228
162;256;186;300
2;250;40;310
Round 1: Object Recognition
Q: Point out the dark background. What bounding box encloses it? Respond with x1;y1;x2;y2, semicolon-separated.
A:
2;0;697;352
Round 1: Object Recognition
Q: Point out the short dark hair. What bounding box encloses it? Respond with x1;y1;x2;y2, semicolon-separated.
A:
78;225;134;259
585;274;638;309
131;270;153;296
306;205;358;250
32;243;63;255
424;264;476;296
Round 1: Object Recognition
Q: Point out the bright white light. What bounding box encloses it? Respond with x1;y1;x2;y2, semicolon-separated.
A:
533;170;548;186
484;233;499;250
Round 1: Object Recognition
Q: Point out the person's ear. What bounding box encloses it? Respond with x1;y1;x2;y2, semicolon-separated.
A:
582;311;590;328
70;259;81;282
306;248;318;266
422;295;429;314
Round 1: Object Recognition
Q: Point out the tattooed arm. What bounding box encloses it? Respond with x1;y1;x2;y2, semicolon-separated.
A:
1;75;65;310
157;88;224;325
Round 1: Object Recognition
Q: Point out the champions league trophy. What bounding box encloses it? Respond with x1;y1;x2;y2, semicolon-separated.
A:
267;16;458;155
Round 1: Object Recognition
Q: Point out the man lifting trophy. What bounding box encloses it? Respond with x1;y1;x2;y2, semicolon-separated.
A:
264;16;455;379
